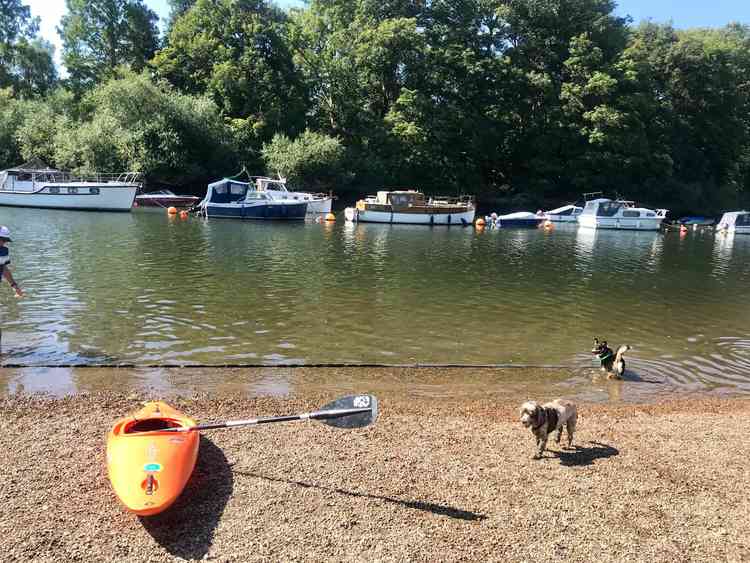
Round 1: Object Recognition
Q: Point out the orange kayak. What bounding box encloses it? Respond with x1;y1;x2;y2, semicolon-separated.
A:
106;401;199;516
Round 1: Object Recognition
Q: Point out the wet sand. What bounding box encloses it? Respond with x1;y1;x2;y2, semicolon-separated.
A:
1;392;749;562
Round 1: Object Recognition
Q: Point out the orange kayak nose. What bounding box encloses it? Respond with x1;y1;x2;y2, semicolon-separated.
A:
106;401;199;516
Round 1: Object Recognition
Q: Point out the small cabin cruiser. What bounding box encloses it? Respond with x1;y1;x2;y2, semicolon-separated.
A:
198;178;307;220
488;211;544;229
254;177;332;214
577;198;667;231
716;211;750;234
0;160;140;212
134;189;200;209
544;204;583;223
345;190;475;225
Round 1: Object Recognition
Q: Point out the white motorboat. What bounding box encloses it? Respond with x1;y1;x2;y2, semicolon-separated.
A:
254;177;332;214
716;211;750;234
544;204;583;223
577;197;668;231
345;190;475;225
0;161;140;212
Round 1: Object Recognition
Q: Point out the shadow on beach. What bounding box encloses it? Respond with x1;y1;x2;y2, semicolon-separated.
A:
556;441;619;467
140;436;233;559
235;470;487;522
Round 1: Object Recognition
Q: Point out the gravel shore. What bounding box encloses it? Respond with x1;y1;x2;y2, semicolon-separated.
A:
1;393;749;562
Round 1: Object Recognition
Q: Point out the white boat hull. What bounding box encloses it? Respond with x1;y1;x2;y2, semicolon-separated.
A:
546;215;579;223
577;215;665;231
0;183;138;211
345;207;475;225
305;198;332;214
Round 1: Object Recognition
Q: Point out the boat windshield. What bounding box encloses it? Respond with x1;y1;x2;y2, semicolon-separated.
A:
596;201;625;217
737;213;750;227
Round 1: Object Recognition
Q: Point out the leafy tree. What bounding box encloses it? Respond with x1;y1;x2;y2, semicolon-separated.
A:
52;70;237;188
0;0;56;96
59;0;159;93
154;0;307;168
262;130;345;189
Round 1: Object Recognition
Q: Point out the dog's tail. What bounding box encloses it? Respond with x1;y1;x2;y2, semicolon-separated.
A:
614;345;631;361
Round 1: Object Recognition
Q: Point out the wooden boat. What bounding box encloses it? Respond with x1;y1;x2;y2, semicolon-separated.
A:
344;190;475;225
106;401;199;516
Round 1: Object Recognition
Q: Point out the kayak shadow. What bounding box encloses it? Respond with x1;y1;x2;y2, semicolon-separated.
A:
139;436;233;559
235;470;486;522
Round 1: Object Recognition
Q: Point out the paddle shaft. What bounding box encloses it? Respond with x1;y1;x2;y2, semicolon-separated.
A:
168;406;374;432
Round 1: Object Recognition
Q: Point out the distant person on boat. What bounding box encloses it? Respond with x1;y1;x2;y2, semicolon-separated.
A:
0;226;22;298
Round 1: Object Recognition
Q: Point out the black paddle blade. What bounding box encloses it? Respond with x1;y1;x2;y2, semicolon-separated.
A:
316;394;378;429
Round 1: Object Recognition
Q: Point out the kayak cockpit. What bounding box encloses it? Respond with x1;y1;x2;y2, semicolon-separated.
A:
120;418;185;434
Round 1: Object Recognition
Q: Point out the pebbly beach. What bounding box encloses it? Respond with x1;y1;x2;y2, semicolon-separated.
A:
1;384;749;562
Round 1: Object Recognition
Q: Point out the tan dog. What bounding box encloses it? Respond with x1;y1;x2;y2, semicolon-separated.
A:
519;399;577;459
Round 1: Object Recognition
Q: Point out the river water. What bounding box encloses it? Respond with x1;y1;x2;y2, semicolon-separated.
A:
1;207;749;399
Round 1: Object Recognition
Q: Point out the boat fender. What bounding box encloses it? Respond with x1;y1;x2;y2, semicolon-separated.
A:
430;215;434;225
461;218;468;226
447;214;452;224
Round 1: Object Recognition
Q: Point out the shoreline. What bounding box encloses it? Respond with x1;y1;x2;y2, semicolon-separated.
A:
2;393;749;562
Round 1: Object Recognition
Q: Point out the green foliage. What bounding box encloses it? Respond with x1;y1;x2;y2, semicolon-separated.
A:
1;0;748;213
0;0;56;97
154;0;307;164
262;130;345;189
59;0;159;93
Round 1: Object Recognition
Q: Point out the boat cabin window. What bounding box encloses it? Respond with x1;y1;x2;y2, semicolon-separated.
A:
646;212;655;217
245;191;269;200
556;207;575;216
737;214;750;226
623;210;640;218
596;202;624;217
389;192;423;206
209;181;248;203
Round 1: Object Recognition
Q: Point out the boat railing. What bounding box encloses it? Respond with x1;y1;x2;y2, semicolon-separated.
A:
24;171;142;185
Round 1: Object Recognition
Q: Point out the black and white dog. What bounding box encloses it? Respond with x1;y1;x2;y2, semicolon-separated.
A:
519;399;577;459
592;337;631;379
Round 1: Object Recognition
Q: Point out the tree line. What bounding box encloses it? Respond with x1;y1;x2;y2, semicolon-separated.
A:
1;0;749;215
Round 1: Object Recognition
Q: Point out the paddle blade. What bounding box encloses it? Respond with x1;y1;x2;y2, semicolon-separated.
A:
316;394;378;429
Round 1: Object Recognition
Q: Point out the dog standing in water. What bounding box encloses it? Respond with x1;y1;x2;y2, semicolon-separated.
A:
592;337;630;379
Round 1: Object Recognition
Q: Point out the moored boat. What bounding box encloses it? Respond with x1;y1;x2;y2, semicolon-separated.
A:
134;189;200;209
106;401;199;516
716;211;750;234
344;190;475;225
0;160;140;212
490;211;545;229
197;178;308;220
544;204;583;223
254;177;333;214
577;197;667;231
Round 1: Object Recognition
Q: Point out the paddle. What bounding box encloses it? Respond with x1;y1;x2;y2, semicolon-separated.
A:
142;394;378;433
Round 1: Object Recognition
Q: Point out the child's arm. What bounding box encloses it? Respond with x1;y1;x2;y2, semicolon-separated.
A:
3;267;22;297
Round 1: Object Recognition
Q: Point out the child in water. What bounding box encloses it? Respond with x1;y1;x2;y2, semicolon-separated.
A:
0;226;23;298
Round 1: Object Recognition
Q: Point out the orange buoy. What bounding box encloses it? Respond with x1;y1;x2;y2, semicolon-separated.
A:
167;206;178;215
325;212;336;222
179;210;189;219
106;401;199;516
